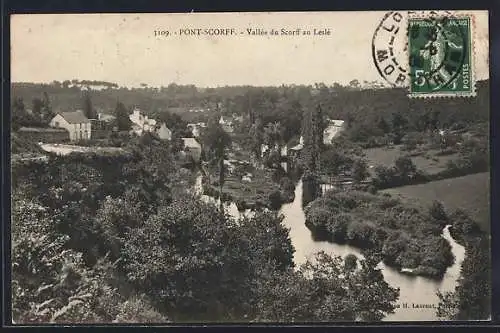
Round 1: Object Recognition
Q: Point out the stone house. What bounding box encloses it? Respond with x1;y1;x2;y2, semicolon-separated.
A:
49;110;91;141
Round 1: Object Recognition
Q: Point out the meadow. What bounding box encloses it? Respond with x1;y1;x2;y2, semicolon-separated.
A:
381;172;490;232
364;145;458;176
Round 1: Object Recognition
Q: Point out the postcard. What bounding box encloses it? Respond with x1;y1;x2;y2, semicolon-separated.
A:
10;11;490;323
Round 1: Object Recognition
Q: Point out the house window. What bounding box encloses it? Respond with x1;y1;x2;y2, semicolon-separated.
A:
55;121;60;127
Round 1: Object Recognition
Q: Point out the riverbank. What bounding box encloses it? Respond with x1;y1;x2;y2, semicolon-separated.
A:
304;188;455;279
197;176;466;321
277;178;466;321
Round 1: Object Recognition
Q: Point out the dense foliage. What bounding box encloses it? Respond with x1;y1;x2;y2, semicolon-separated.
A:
12;134;400;323
305;190;455;278
11;79;489;322
437;210;491;320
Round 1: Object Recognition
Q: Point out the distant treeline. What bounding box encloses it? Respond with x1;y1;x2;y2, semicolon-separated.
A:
11;80;489;146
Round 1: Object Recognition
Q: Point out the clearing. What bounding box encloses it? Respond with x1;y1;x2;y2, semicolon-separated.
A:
381;172;490;232
364;145;458;175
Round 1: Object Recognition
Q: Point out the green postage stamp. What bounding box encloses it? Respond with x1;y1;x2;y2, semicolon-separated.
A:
408;14;474;97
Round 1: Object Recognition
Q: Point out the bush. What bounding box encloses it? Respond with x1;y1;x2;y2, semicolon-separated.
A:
344;254;358;271
346;222;376;248
279;176;295;193
326;213;350;242
268;190;283;210
113;296;168;323
304;188;456;278
305;206;331;233
449;209;482;240
381;232;404;264
429;201;447;221
372;156;430;189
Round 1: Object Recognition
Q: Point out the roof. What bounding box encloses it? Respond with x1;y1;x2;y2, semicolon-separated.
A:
290;143;303;151
98;113;116;122
157;123;171;133
130;124;142;130
219;116;233;124
329;119;345;127
182;137;201;149
324;121;346;143
58;111;90;124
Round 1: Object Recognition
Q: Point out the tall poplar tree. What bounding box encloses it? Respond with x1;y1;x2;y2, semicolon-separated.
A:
115;102;132;131
41;92;55;124
83;91;97;119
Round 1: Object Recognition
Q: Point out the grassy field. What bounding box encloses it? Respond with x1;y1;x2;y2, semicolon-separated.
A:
364;145;458;175
381;172;490;232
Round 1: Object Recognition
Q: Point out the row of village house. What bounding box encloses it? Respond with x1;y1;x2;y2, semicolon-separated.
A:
18;107;239;142
18;106;349;164
16;107;237;163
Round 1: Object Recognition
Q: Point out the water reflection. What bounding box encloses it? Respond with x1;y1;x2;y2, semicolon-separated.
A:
193;174;466;321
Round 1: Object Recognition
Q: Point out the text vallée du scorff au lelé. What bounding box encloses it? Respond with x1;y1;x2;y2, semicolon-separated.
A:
153;27;332;37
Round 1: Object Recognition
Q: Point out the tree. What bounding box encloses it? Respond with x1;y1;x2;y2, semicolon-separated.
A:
12;97;28;130
437;236;490;320
377;116;390;134
429;201;447;221
254;252;399;322
93;196;143;260
349;79;360;88
115;102;132;131
42;92;55;124
344;254;358;272
314;104;325;150
352;159;370;183
391;112;408;145
201;120;231;210
11;195;127;323
113;296;168;323
429;110;440;131
248;119;264;164
263;122;283;151
394;156;416;177
83;92;97;120
122;195;238;321
238;211;295;271
302;105;322;174
32;98;43;123
154;111;188;136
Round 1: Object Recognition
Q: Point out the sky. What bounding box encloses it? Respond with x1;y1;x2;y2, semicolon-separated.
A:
11;11;489;88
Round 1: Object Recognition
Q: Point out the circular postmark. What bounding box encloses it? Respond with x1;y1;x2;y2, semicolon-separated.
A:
409;15;468;93
372;11;409;87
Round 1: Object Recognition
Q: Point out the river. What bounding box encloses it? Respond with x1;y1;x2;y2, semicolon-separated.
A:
193;175;466;321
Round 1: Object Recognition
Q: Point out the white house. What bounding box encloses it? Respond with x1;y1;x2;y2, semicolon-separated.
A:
324;119;346;144
129;108;157;134
187;122;207;138
219;116;234;133
281;145;288;157
50;111;91;141
156;123;172;141
182;137;202;162
130;124;143;136
290;136;305;152
97;113;116;123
